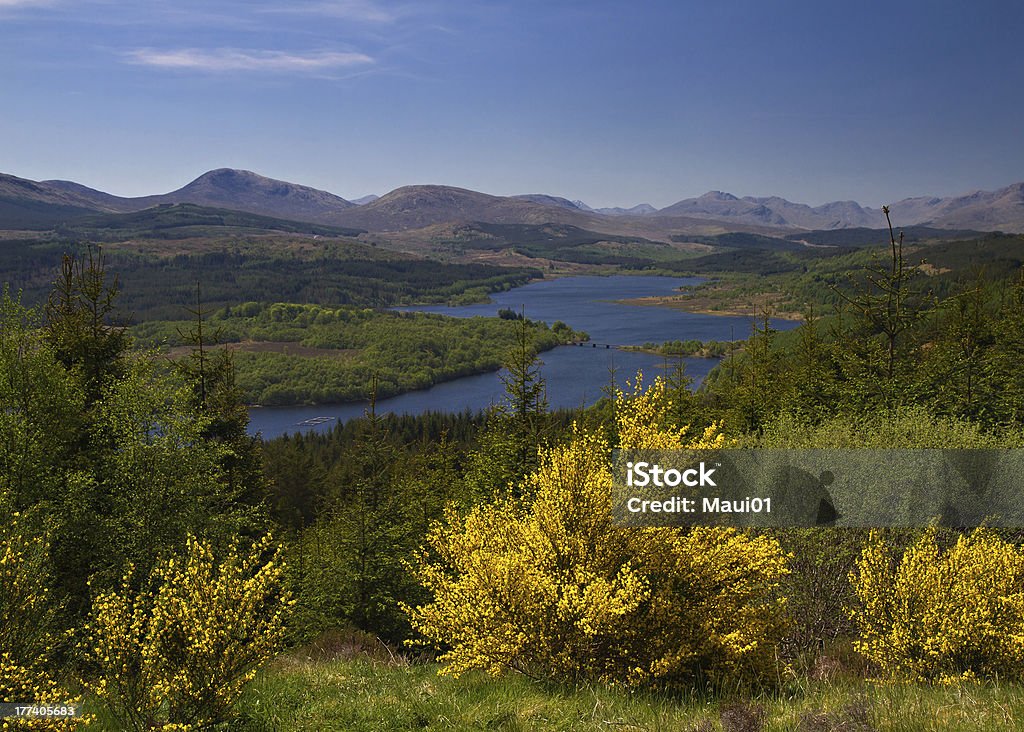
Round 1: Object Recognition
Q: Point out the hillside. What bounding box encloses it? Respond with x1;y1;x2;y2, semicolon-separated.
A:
0;173;111;228
3;168;1024;235
332;185;594;231
52;202;366;240
134;168;358;224
907;182;1024;232
36;169;358;226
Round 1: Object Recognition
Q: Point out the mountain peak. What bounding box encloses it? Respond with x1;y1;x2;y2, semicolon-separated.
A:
197;167;262;180
182;168;322;195
164;169;355;219
699;190;739;201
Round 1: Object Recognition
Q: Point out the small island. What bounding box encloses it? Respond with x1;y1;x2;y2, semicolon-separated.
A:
619;338;740;359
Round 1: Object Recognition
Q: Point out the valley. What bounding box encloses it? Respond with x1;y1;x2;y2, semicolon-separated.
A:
2;167;1021;415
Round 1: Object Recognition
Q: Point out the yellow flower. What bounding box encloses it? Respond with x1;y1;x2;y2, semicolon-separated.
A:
851;527;1024;681
83;533;291;728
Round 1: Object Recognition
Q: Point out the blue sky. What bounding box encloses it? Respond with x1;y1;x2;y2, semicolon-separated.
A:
1;0;1021;208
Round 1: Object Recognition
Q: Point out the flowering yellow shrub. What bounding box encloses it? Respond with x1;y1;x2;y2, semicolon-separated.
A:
850;528;1024;681
0;656;86;732
0;519;89;730
84;534;292;731
407;375;788;688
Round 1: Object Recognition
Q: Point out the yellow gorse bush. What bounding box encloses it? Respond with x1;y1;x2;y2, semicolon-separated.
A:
84;534;292;731
407;374;789;688
851;527;1024;682
0;519;89;731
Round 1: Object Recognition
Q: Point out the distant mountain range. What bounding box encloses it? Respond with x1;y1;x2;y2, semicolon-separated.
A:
655;191;876;228
2;168;1023;234
512;195;659;217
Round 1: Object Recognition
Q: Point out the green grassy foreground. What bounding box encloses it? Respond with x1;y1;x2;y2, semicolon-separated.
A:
225;655;1024;731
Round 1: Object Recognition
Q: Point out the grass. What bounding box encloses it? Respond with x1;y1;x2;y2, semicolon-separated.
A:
235;657;715;731
229;654;1024;731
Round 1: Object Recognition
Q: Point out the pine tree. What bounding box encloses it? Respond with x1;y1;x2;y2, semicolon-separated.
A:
498;314;549;470
662;355;700;430
175;282;263;506
924;275;995;421
466;314;551;500
44;247;130;408
789;306;838;421
830;207;936;406
732;308;782;433
298;379;416;641
988;269;1024;424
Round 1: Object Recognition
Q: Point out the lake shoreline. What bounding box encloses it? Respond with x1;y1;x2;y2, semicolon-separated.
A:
615;294;803;321
243;336;574;409
248;275;799;438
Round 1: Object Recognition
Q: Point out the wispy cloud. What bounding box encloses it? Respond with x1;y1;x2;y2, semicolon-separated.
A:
123;47;374;73
262;0;406;24
0;0;54;7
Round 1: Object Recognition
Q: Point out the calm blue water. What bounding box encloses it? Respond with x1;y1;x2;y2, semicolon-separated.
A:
399;275;757;345
247;276;798;439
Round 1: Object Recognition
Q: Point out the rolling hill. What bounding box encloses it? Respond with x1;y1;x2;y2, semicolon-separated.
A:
47;168;358;225
331;185;596;231
2;168;1022;235
0;173;114;228
54;203;366;240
